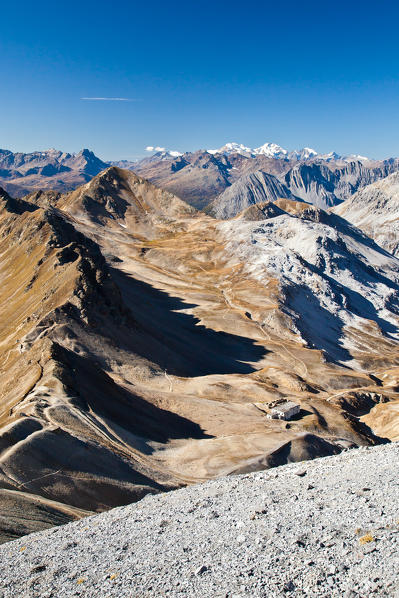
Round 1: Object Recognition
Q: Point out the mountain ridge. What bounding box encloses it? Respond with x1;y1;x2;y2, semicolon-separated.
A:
2;145;398;213
0;148;109;197
133;150;399;211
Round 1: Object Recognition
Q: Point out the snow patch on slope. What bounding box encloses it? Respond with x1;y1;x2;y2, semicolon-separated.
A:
219;207;399;364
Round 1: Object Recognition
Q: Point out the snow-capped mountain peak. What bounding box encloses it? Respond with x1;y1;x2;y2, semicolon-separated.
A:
145;142;370;164
208;141;290;158
207;142;321;161
145;147;183;159
343;154;369;162
150;149;183;160
208;142;253;156
289;147;318;161
253;142;288;158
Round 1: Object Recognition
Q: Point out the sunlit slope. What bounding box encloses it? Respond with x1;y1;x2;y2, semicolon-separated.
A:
333;170;399;257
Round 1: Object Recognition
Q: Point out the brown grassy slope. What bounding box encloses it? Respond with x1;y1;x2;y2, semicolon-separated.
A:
0;194;201;541
0;172;398;542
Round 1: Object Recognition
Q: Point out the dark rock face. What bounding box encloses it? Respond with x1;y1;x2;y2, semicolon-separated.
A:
132;149;399;214
171;156;189;172
208;171;298;219
284;160;399;209
0;187;38;214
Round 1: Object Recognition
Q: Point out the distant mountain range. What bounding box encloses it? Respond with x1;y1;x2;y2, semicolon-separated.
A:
132;147;399;211
0;148;108;197
1;143;399;214
206;141;369;162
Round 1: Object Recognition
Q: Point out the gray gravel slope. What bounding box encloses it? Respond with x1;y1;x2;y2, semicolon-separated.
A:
0;443;398;597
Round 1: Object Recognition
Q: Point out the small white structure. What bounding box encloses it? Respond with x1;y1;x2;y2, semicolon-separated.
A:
267;400;300;421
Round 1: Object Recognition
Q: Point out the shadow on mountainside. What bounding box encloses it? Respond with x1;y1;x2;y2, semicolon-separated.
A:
286;278;399;364
286;285;352;363
110;267;267;377
329;212;399;260
52;343;211;444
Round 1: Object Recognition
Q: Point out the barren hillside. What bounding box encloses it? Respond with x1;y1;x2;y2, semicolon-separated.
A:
0;169;399;542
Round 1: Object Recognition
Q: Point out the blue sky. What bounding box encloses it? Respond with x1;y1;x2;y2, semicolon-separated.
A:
1;0;399;160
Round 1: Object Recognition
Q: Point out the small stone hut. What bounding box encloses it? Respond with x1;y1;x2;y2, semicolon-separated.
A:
267;400;300;421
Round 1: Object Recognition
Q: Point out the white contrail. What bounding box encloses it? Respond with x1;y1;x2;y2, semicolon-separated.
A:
80;97;134;101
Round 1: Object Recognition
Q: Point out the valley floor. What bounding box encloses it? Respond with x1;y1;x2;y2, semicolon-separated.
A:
0;442;398;597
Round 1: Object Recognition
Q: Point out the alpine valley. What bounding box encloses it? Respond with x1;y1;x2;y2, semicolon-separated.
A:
0;142;399;544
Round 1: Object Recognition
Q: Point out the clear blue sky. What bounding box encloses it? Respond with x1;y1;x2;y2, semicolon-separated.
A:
1;0;399;160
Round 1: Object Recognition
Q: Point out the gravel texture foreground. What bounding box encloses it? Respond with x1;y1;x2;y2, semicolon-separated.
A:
0;443;398;597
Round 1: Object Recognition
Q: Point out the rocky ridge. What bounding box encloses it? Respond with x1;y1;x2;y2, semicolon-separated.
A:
0;173;197;541
333;170;399;257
